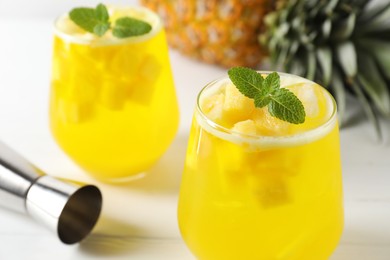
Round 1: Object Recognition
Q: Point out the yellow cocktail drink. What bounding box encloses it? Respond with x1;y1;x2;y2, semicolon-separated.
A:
50;6;179;181
178;72;343;259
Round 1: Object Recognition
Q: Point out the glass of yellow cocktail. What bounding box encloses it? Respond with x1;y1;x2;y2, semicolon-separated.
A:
50;5;179;182
178;71;343;259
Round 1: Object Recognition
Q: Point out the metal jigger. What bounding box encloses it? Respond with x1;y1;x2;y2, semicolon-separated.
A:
0;141;102;244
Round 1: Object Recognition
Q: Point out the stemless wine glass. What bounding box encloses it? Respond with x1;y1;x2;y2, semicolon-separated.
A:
49;6;179;182
178;72;343;260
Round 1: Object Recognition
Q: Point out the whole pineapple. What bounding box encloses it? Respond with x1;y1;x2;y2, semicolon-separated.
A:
140;0;272;67
141;0;390;136
260;0;390;136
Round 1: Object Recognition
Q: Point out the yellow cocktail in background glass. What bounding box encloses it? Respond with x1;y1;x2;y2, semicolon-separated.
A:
178;72;343;259
50;6;179;182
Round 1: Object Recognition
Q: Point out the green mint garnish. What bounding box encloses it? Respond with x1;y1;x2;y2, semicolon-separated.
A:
112;17;152;38
69;3;151;38
69;4;110;36
228;67;306;124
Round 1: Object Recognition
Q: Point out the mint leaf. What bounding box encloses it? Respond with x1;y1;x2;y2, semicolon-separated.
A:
253;72;281;108
94;23;110;36
93;4;110;36
227;67;263;98
268;88;306;124
227;67;306;124
69;7;97;33
95;3;109;23
112;17;152;38
263;72;280;93
69;4;110;36
254;93;271;108
69;4;152;39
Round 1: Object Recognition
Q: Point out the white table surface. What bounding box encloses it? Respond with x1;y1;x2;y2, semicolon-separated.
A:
0;4;390;260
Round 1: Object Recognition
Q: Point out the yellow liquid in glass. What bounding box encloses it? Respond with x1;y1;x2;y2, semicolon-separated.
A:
50;7;179;181
178;74;343;259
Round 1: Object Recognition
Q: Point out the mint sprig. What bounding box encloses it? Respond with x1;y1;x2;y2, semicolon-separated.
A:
113;17;152;38
69;4;110;36
228;67;306;124
69;3;152;38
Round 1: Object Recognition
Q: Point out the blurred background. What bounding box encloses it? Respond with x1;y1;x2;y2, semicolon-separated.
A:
0;0;131;18
0;0;389;259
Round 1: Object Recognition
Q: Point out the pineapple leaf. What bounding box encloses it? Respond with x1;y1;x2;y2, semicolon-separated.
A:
277;42;290;67
288;58;305;76
324;0;339;14
322;19;332;40
352;81;382;140
260;0;390;136
307;0;317;8
336;41;357;79
332;70;346;125
367;29;390;40
332;12;356;41
286;40;300;63
358;39;390;79
306;50;316;80
264;12;277;27
358;74;390;116
316;47;332;86
310;2;324;17
359;3;390;32
357;53;390;115
353;0;371;10
268;35;278;54
359;2;390;25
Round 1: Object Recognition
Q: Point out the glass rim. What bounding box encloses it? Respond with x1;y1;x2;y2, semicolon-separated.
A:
195;71;338;146
53;5;162;46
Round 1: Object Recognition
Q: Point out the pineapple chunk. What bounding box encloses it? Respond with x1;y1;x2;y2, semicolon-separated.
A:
252;108;290;136
286;83;319;118
57;99;94;124
138;55;162;82
286;82;329;132
99;78;127;110
215;137;248;191
253;177;291;208
109;46;142;80
232;120;257;135
223;83;255;124
68;77;98;102
128;56;162;106
201;93;225;124
247;151;292;208
129;78;156;106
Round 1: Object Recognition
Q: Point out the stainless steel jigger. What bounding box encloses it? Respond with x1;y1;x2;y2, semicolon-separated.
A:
0;141;102;244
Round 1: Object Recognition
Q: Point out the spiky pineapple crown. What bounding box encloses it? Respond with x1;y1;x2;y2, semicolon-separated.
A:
260;0;390;137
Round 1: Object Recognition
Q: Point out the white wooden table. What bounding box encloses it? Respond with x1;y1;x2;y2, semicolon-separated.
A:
0;2;389;259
